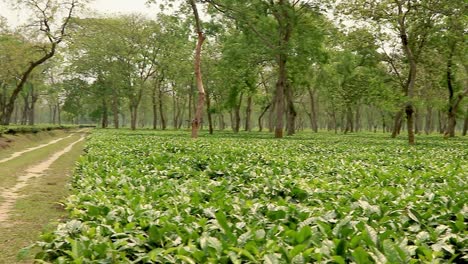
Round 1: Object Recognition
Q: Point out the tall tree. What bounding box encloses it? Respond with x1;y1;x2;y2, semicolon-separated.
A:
341;0;439;144
0;0;80;125
189;0;207;138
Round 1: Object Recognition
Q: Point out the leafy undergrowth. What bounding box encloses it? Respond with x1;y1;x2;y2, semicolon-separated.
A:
35;130;467;263
0;124;81;136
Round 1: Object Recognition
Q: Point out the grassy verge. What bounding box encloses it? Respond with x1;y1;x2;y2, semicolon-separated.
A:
0;130;70;160
0;132;84;196
0;133;86;264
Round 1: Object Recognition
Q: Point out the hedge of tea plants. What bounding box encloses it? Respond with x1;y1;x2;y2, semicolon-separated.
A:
36;130;467;263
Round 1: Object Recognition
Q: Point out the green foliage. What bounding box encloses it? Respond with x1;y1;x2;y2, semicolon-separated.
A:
35;130;467;263
0;124;79;135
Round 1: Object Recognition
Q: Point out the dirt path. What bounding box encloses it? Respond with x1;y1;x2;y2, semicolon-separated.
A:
0;134;75;164
0;135;85;224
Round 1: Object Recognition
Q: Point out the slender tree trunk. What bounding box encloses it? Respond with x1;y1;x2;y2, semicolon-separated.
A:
424;106;432;135
101;99;108;128
308;88;318;132
206;92;213;134
258;103;271;132
173;90;177;128
233;93;243;133
397;4;417;144
245;95;252;131
218;113;225;130
391;110;403;137
112;93;119;129
344;106;353;134
28;86;38;126
332;110;338;134
285;84;296;136
190;0;206;139
21;93;29;125
414;107;420;135
159;87;166;130
355;105;361;132
463;106;468;136
382;112;386;133
268;99;276;133
152;88;158;130
438;110;446;134
443;46;468;137
57;103;61;125
130;103;139;130
51;105;56;124
188;82;193;129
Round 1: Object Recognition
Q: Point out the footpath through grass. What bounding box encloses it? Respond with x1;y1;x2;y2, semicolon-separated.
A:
0;130;86;263
35;130;467;263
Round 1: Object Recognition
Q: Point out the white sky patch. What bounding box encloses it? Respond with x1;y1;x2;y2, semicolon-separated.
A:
0;0;166;28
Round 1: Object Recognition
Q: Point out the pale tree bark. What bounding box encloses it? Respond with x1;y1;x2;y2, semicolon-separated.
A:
190;0;206;139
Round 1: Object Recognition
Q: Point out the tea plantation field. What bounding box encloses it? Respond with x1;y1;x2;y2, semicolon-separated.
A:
35;130;467;263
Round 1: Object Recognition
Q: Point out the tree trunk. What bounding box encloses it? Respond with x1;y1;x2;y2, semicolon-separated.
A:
414;107;420;135
391;110;403;137
190;0;206;139
355;105;361;132
233;93;243;133
112;93;119;129
152;88;158;130
245;95;252;131
344;106;353;134
57;103;61;125
438;110;446;134
218;113;225;130
130;106;137;130
424;106;432;135
463;106;468;136
188;81;193;129
21;93;29;125
268;99;276;133
308;88;318;132
101;99;108;128
275;54;286;138
258;103;271;132
206;92;213;134
159;86;166;130
28;86;38;126
382;112;386;133
285;84;296;136
0;43;58;125
443;46;468;137
397;3;417;145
